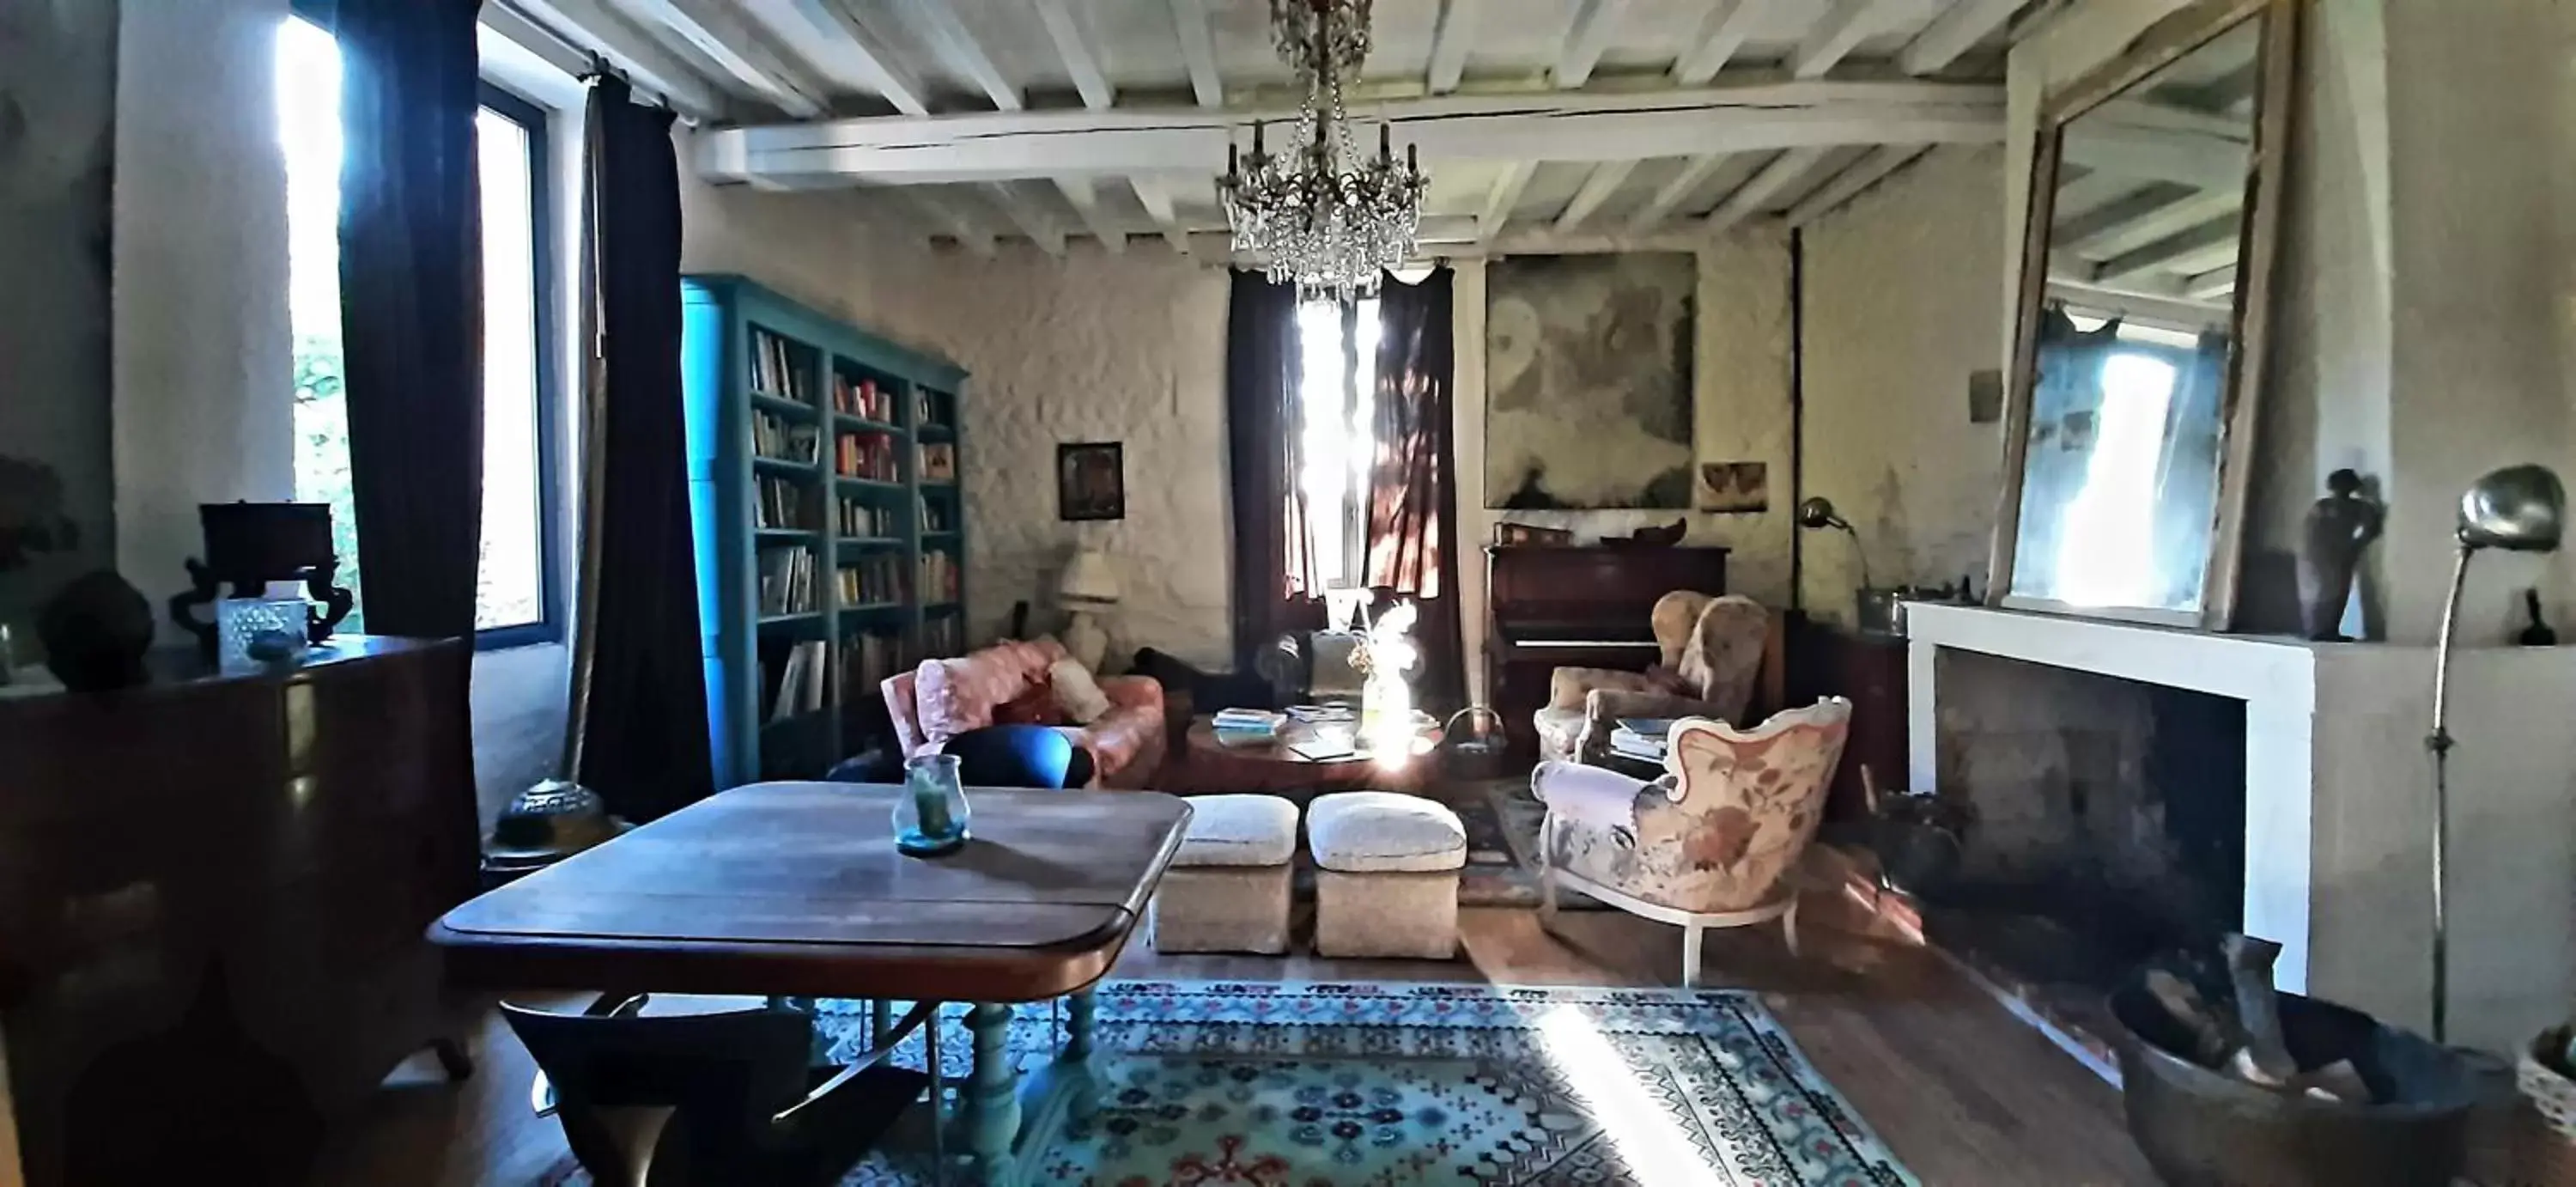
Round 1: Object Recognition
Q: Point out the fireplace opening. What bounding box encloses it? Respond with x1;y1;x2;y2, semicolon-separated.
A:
1919;649;2248;1056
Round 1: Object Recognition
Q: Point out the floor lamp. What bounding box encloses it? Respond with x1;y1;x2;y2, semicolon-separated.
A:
2427;463;2564;1043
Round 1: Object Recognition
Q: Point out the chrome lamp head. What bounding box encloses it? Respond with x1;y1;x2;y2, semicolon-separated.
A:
2457;464;2567;553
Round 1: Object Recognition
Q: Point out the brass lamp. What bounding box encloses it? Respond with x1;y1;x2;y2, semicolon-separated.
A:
2426;463;2564;1043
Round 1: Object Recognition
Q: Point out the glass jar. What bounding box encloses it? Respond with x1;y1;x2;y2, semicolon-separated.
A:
895;753;971;855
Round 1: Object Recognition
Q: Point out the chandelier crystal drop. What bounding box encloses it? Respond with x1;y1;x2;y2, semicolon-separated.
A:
1218;0;1429;301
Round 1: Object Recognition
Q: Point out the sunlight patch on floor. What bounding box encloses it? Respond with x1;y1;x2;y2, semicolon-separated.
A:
1532;1003;1728;1187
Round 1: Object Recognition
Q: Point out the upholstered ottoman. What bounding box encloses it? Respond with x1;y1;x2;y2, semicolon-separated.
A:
1307;792;1467;959
1148;794;1298;954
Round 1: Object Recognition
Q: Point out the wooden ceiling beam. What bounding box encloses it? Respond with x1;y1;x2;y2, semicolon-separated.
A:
767;0;929;115
2091;218;2239;284
1784;143;1927;225
1899;0;2029;76
898;0;1021;111
1128;176;1194;255
904;189;997;258
984;182;1067;256
1628;153;1731;228
1052;176;1128;253
1703;145;1828;233
2063;186;2240;259
1478;161;1539;242
1168;0;1224;108
2183;265;2237;301
496;0;727;120
1790;0;1906;80
701;80;2005;184
1672;0;1772;85
1554;159;1638;231
1555;0;1633;89
617;0;826;116
1031;0;1115;109
1427;0;1479;94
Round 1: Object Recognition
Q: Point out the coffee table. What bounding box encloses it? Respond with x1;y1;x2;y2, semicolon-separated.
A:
432;781;1193;1186
1166;713;1442;796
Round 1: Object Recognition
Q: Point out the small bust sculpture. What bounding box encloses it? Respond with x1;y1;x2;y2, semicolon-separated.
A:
2299;468;2384;641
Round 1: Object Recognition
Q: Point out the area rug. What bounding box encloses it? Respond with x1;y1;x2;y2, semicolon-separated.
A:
546;981;1916;1185
1445;778;1608;910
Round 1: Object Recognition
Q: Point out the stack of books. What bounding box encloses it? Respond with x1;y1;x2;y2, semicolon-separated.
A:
1609;717;1680;764
1212;708;1286;747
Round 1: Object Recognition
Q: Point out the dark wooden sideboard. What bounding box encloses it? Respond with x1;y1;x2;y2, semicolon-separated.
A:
1786;621;1910;823
0;636;480;1187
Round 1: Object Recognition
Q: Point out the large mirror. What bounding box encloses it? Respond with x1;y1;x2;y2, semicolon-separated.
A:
1990;0;2295;629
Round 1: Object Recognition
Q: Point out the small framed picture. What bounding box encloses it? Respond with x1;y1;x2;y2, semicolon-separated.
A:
1057;441;1124;521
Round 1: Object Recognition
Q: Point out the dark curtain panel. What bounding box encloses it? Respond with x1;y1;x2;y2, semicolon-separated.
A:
1224;271;1321;672
334;0;485;639
569;80;713;821
1367;268;1464;709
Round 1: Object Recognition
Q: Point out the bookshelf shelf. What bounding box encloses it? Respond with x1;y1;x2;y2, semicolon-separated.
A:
684;274;970;788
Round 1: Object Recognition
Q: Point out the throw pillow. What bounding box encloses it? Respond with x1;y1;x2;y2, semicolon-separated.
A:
1049;657;1112;725
993;686;1066;727
913;658;994;744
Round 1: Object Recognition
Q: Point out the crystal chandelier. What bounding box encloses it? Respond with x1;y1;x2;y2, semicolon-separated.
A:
1218;0;1430;301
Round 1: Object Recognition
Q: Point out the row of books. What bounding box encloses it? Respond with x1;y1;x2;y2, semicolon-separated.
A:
765;639;829;722
918;551;960;604
840;554;906;607
1609;717;1680;764
843;630;908;696
757;547;817;617
749;328;812;403
922;614;963;659
755;477;810;531
920;498;956;533
750;409;819;463
837;497;903;539
916;389;954;432
834;374;895;423
836;430;901;482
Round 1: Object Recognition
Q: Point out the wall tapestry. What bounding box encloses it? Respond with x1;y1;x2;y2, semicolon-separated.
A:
1485;253;1696;509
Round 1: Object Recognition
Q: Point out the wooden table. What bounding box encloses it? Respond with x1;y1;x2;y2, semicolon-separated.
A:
431;781;1193;1186
1165;714;1442;796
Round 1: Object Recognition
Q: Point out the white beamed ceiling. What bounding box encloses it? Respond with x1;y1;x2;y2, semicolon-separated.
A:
494;0;2059;254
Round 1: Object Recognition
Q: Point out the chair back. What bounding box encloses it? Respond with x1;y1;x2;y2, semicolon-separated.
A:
1662;697;1852;904
500;1000;815;1154
939;723;1096;788
1674;594;1769;719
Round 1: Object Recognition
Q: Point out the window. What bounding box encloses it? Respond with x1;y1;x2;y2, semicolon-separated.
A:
1293;298;1379;591
276;16;563;646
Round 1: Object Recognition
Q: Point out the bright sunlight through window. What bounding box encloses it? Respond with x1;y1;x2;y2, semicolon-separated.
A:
1296;299;1379;590
277;17;555;639
2054;350;2178;606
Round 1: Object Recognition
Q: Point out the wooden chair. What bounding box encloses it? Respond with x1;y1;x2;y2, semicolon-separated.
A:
1533;699;1852;987
939;723;1097;788
501;995;934;1187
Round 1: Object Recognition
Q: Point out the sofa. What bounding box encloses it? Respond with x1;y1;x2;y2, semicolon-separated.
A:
881;637;1166;788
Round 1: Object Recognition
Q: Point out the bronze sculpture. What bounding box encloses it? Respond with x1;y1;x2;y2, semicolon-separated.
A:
2297;469;2382;641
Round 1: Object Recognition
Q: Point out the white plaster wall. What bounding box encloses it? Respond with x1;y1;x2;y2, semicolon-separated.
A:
1800;145;2008;624
1455;228;1795;700
0;0;118;639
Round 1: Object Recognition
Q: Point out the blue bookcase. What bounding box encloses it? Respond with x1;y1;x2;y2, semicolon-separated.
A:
681;274;969;788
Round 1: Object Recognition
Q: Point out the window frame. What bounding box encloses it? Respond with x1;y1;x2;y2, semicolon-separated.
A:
471;79;568;650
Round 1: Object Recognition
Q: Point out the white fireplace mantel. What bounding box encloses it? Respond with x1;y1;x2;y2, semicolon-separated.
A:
1905;602;2576;1054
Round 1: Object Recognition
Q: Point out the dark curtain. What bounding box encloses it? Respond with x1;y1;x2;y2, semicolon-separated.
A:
1225;272;1321;673
334;0;485;639
568;80;713;821
1367;268;1464;710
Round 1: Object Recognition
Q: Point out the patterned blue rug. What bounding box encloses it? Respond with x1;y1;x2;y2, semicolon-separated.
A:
801;980;1918;1186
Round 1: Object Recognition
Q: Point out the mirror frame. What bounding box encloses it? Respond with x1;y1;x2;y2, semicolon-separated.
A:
1987;0;2300;630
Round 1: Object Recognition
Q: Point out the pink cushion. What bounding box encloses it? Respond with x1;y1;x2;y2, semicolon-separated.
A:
882;671;925;755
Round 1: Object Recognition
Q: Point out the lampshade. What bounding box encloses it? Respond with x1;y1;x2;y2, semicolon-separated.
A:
2457;464;2566;552
1058;549;1121;606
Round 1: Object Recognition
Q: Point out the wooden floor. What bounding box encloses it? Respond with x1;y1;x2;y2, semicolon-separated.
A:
313;896;2158;1186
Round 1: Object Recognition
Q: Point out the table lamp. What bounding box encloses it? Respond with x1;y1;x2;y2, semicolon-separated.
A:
2425;463;2563;1042
1058;549;1121;670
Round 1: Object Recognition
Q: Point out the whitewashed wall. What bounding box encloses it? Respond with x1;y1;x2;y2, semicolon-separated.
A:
1799;145;2008;624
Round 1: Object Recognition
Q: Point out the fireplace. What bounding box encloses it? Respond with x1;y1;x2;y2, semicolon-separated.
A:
1902;601;2576;1062
1918;649;2246;1064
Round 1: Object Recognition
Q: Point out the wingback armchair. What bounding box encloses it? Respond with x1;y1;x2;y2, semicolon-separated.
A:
1532;699;1852;986
1533;592;1771;764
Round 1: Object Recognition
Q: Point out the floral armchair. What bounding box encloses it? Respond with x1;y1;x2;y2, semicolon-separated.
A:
1532;699;1852;986
1533;593;1771;764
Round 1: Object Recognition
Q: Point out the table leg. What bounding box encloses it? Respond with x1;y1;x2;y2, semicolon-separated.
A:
871;998;894;1047
963;1002;1019;1184
1064;989;1098;1123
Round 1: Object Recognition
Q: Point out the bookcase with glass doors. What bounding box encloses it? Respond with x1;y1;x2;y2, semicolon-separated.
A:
680;274;969;788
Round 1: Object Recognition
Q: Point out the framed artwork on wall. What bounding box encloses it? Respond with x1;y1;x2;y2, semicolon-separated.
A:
1057;441;1125;521
1485;252;1698;510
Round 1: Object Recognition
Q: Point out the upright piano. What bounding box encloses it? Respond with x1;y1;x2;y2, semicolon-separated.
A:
1484;544;1729;759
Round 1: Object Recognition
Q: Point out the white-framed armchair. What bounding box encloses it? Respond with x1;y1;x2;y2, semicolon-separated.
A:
1533;699;1853;987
